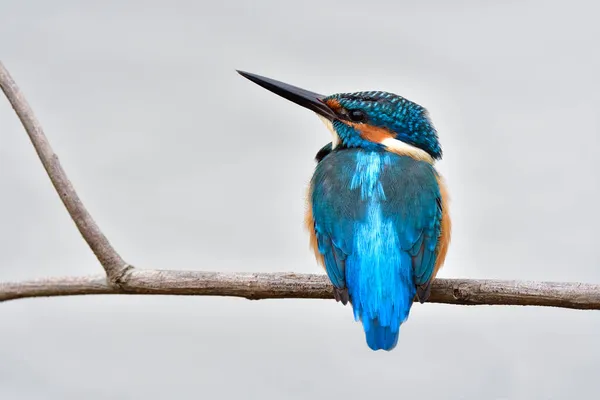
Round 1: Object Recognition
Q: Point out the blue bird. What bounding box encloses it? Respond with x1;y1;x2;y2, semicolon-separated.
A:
238;71;451;351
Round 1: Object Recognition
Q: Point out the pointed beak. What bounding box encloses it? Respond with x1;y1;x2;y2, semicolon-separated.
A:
237;70;337;121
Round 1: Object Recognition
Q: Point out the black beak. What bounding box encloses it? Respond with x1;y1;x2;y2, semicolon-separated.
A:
237;70;337;121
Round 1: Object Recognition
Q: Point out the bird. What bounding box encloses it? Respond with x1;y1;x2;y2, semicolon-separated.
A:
238;70;451;351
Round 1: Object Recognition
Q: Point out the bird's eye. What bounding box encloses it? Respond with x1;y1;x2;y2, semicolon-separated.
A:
348;109;367;123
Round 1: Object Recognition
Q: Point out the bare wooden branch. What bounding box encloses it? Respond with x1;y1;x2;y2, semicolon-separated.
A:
0;275;115;301
0;61;126;283
1;61;599;312
2;271;600;310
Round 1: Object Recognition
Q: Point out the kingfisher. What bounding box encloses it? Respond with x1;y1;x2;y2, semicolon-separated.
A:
238;71;451;351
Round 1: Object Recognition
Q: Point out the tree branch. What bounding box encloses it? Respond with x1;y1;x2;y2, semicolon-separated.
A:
0;61;126;283
2;272;600;310
1;60;600;311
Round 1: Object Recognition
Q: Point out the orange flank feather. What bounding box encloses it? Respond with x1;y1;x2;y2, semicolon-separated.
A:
433;174;452;278
304;186;325;269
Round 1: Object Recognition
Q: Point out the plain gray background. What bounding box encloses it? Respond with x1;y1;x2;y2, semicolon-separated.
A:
1;0;599;398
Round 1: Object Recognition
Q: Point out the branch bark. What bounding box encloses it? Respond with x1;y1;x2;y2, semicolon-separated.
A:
0;61;126;283
1;60;600;311
2;272;600;310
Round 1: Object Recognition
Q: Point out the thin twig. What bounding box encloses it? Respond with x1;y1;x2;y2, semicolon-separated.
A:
0;61;126;283
2;272;600;310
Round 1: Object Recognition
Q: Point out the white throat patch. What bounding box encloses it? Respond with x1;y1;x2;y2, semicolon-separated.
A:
317;114;340;149
380;137;434;164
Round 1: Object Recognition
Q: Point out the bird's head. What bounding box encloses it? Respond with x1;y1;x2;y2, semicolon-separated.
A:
238;71;442;162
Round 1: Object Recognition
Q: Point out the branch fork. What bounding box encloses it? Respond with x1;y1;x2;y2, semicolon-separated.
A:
1;60;599;310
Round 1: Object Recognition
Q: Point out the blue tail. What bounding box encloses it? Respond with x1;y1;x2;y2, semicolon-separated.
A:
346;238;417;352
365;318;399;351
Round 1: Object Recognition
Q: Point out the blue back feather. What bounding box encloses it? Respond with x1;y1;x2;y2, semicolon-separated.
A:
310;149;441;350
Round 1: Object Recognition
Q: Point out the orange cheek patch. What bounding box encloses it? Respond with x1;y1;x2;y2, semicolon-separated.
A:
353;123;395;143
